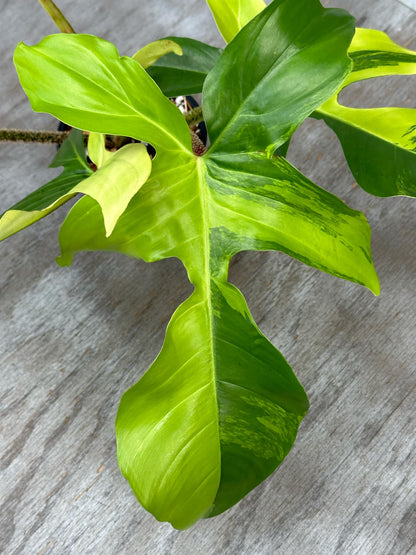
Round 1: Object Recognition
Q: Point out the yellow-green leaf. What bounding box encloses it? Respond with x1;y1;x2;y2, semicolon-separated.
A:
132;39;183;69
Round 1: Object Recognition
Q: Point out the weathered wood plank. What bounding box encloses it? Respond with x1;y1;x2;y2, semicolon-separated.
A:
1;1;415;554
399;0;416;12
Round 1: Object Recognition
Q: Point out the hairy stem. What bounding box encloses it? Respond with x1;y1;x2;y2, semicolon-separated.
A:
0;128;70;144
191;131;206;156
38;0;75;33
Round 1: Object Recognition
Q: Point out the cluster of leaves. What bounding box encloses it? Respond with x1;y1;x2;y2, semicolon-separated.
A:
1;0;415;529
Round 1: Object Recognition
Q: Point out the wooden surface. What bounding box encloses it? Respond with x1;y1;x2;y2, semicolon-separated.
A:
400;0;416;11
1;1;415;553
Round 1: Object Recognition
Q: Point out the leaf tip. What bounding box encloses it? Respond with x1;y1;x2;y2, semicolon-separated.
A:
56;251;73;267
371;278;381;297
14;40;27;51
366;268;380;296
171;42;183;57
13;41;26;68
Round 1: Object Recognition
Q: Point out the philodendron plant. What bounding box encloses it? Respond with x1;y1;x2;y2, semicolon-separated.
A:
1;0;415;529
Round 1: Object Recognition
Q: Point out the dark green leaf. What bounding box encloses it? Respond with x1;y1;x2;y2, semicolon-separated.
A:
147;37;222;97
314;28;416;197
203;0;355;155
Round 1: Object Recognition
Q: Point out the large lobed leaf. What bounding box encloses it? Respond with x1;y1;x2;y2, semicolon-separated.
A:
10;0;378;529
205;0;416;197
204;0;356;156
57;144;377;527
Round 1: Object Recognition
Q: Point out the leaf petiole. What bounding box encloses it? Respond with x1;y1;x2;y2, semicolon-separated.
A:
37;0;75;33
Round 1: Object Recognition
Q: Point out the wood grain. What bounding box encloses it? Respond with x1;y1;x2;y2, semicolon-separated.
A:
399;0;416;12
0;1;415;553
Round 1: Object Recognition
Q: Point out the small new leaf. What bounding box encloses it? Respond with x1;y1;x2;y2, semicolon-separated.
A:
87;133;113;168
206;0;265;42
132;39;183;69
73;141;151;237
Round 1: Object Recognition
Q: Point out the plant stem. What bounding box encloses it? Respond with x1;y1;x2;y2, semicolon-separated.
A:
185;106;203;127
191;131;205;156
0;128;70;144
38;0;75;33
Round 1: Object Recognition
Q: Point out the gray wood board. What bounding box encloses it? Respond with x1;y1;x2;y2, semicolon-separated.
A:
399;0;416;12
0;1;415;553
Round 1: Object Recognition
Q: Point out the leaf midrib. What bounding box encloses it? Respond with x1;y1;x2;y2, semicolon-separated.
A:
196;156;221;478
